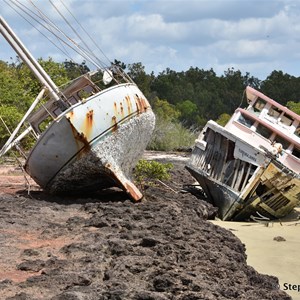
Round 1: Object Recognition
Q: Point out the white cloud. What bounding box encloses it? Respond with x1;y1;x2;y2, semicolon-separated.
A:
2;0;300;79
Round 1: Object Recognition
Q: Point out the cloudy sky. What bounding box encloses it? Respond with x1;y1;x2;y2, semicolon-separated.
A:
1;0;300;80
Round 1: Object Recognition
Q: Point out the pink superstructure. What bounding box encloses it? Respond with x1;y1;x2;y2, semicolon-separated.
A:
225;86;300;174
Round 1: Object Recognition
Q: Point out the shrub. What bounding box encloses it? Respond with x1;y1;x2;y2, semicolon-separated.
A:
134;159;173;190
215;113;231;126
148;116;196;151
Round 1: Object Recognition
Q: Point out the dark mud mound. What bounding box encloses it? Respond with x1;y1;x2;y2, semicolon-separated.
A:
0;162;291;299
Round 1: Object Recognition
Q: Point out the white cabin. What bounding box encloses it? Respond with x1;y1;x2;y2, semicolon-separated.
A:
225;86;300;174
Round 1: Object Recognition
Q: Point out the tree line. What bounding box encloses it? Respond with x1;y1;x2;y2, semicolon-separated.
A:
125;62;300;125
0;57;300;151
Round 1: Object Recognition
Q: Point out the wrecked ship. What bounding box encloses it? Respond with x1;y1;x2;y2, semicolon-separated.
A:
186;86;300;221
0;14;155;200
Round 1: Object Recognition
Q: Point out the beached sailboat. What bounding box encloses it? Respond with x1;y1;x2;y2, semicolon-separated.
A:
186;86;300;221
0;11;155;200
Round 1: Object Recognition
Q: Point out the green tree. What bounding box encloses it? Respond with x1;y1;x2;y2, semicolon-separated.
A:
0;105;23;147
287;101;300;115
148;98;196;151
14;58;69;105
260;71;300;105
152;98;181;122
0;60;33;108
176;100;199;127
112;59;126;70
64;60;90;80
127;62;154;99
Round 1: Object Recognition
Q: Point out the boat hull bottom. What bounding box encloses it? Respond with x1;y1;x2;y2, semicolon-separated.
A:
45;110;155;200
187;159;300;221
186;165;241;220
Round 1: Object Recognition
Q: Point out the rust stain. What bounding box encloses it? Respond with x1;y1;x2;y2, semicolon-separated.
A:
77;132;91;154
69;121;82;151
66;111;75;121
68;119;91;158
83;109;94;140
134;94;149;113
120;102;124;119
111;116;118;132
113;101;118;116
125;95;132;115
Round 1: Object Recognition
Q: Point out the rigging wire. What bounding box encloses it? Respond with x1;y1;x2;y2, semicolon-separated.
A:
3;0;131;83
31;0;73;63
57;0;112;66
3;0;74;62
4;0;106;70
49;0;106;68
26;0;104;70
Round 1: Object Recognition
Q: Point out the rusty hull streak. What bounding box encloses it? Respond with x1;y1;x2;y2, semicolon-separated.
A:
125;95;132;115
111;115;118;132
113;101;125;120
113;102;118;116
66;111;75;121
67;118;91;158
83;109;94;141
134;94;149;113
120;102;124;119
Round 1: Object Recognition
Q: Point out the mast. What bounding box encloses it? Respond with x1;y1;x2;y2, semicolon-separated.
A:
0;16;66;106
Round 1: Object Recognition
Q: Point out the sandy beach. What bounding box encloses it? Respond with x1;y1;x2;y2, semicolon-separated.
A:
211;208;300;300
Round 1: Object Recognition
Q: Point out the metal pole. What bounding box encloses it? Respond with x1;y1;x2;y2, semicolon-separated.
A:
0;16;62;102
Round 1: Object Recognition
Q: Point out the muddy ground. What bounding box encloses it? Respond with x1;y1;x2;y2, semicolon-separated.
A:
0;153;292;299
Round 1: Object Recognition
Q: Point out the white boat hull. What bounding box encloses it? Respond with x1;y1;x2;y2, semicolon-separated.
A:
24;83;155;200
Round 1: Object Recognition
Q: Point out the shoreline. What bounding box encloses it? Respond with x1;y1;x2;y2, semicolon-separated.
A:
211;207;300;299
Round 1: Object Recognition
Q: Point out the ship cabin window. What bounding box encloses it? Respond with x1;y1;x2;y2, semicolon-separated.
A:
77;85;95;100
256;124;272;139
252;98;266;115
267;106;282;119
53;107;63;117
295;125;300;138
38;115;53;133
279;113;293;127
237;113;255;128
273;135;290;150
68;96;78;105
292;147;300;159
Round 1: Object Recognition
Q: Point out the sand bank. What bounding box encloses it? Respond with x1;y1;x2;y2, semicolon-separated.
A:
211;208;300;299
